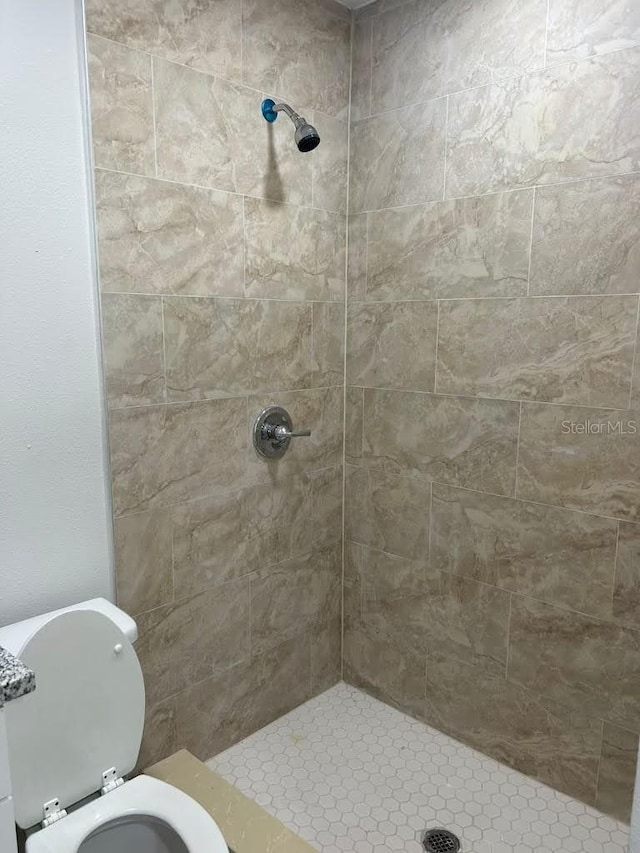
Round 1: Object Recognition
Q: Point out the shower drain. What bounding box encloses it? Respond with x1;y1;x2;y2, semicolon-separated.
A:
422;828;461;853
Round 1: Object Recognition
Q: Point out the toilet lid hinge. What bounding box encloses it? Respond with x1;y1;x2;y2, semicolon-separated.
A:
42;798;67;827
101;766;125;795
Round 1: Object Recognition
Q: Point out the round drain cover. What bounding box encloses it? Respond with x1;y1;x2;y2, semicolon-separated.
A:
423;828;461;853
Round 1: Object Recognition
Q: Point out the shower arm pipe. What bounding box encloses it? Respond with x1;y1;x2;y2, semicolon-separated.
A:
272;103;302;121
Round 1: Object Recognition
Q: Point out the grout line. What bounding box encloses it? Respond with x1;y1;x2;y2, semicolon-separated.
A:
104;290;346;304
513;401;523;497
353;537;640;630
104;288;640;305
324;382;635;414
342;461;638;528
344;291;640;303
349;168;640;214
87;32;340;123
526;186;536;295
109;384;345;414
93;161;640;219
92;164;344;214
627;296;640;409
352;43;640;124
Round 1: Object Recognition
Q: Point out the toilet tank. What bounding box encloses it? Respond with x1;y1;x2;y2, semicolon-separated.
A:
0;598;137;654
0;599;145;829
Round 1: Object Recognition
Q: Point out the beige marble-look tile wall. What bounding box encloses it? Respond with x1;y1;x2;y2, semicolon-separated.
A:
85;0;349;772
345;0;640;824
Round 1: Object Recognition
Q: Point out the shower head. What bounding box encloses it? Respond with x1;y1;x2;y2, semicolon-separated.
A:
261;98;321;152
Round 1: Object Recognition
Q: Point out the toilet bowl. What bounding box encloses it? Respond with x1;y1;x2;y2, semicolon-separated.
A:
0;599;228;853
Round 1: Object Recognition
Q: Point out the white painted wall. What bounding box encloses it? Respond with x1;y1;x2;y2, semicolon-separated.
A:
0;0;114;625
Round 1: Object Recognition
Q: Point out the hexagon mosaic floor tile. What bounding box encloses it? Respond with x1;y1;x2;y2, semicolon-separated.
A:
208;683;629;853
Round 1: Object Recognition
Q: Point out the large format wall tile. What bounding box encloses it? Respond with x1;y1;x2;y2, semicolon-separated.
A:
136;577;250;706
109;397;246;515
530;174;640;296
344;618;427;719
363;389;519;495
312;302;345;388
153;58;312;204
172;467;342;599
366;191;532;301
163;297;314;401
358;546;511;674
101;293;165;408
85;0;242;80
546;0;640;65
596;722;639;822
95;171;244;297
508;596;640;731
371;0;545;113
114;508;173;616
346;301;437;391
345;386;364;465
250;544;341;654
517;402;640;520
423;654;602;804
349;99;446;212
247;386;344;483
175;635;312;759
446;48;640;197
436;295;638;408
430;484;618;618
137;696;177;771
613;521;640;628
242;0;350;118
311;617;342;693
244;198;345;301
312;114;348;213
346;465;430;560
87;35;154;175
350;19;373;122
89;0;348;781
347;214;368;302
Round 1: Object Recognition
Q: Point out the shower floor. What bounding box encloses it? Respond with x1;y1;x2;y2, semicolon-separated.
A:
208;683;628;853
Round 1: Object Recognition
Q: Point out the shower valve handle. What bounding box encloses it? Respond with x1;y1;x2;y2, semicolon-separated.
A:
253;406;312;459
273;425;311;440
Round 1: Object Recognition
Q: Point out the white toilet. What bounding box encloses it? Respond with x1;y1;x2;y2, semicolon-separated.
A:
0;599;228;853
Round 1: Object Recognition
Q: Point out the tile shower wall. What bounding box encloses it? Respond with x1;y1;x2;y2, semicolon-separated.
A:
344;0;640;824
85;0;350;769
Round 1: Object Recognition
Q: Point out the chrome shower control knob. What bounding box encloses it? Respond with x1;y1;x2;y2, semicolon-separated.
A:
253;405;311;459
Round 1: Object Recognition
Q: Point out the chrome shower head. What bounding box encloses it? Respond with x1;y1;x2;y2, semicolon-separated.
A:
261;98;321;152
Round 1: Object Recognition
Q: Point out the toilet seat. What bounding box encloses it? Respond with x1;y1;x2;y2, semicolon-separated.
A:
25;775;228;853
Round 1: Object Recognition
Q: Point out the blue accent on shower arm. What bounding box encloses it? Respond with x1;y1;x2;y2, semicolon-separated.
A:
261;98;278;122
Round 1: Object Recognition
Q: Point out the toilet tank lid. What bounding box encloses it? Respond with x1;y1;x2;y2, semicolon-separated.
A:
0;598;137;655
